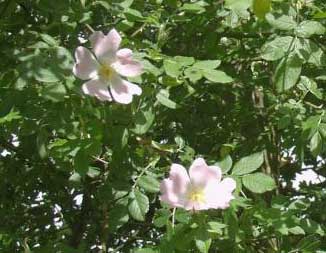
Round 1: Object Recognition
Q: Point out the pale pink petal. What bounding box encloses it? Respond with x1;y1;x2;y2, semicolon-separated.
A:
82;79;112;101
112;60;143;77
109;75;142;104
89;31;105;52
73;46;99;80
160;179;184;208
89;29;122;62
220;178;237;192
189;158;222;187
184;200;210;211
169;164;191;195
204;180;235;209
159;164;190;208
117;48;133;62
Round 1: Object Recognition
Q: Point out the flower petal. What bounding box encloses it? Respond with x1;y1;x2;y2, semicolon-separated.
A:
219;178;237;192
204;180;235;209
160;163;190;208
112;60;143;77
73;46;99;80
109;75;142;104
160;179;184;208
117;48;133;61
169;163;191;195
82;79;112;101
189;158;222;187
90;29;122;62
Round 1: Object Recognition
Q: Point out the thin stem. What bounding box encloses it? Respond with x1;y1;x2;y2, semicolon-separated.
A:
85;24;95;33
93;156;109;165
172;208;176;229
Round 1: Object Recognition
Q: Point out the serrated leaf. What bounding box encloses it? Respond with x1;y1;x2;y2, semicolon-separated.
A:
193;60;221;70
128;190;149;221
41;82;67;102
174;56;195;67
310;131;322;157
34;68;61;83
156;89;178;109
203;69;233;83
195;231;212;253
132;105;155;135
242;173;276;193
232;152;264;175
216;155;233;173
296;21;325;38
163;59;181;78
180;2;206;13
138;175;160;193
40;34;58;46
266;14;297;31
184;67;203;83
299;76;322;99
274;53;302;92
261;36;294;61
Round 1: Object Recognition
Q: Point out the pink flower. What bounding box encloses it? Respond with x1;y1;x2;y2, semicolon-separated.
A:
160;158;236;211
73;29;143;104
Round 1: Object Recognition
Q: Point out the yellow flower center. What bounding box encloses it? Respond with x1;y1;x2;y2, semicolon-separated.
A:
99;64;113;81
188;187;205;204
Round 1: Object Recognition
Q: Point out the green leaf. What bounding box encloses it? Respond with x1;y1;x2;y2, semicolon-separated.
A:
232;152;264;175
128;189;149;221
207;222;227;234
193;60;221;70
36;131;48;159
124;8;144;21
310;131;322;157
0;109;21;124
242;173;276;193
180;2;207;13
274;53;302;92
156;89;178;109
174;56;195;67
252;0;271;19
216;155;233;173
138;175;160;193
289;226;305;235
195;230;212;253
184;67;203;83
40;82;67;102
202;69;233;83
69;172;82;183
132;105;155;135
34;68;61;83
299;76;322;99
134;249;159;253
319;123;326;139
296;21;325;38
163;59;181;78
261;36;294;61
266;14;297;31
225;0;252;13
40;34;58;46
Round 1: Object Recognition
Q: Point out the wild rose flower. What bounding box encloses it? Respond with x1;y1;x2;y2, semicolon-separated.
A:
160;158;236;211
73;29;143;104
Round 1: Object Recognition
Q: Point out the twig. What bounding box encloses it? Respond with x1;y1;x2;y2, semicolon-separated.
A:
92;156;109;165
85;24;95;33
131;23;146;37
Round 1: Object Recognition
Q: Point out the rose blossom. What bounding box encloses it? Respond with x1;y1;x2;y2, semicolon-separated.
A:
73;29;143;104
160;158;236;211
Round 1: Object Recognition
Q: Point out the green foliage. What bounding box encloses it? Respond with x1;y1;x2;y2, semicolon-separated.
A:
1;0;326;252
